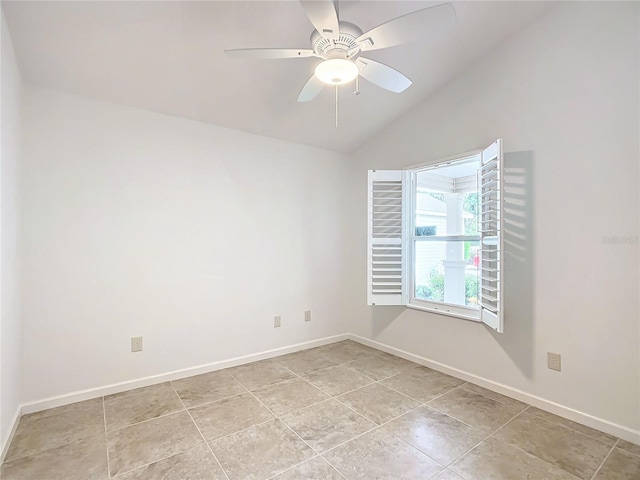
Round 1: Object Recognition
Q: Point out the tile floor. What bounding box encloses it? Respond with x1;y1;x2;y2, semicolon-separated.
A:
1;340;639;480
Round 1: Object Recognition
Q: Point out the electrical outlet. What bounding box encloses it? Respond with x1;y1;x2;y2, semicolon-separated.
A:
547;352;561;371
274;315;281;328
131;336;143;353
304;310;311;322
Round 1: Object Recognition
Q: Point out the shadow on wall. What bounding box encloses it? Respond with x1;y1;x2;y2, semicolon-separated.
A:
490;150;536;379
371;306;404;338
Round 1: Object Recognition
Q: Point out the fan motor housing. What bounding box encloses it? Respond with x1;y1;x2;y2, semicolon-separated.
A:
311;21;363;59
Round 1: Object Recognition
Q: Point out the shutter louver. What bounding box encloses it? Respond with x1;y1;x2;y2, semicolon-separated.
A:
479;139;504;332
367;170;406;305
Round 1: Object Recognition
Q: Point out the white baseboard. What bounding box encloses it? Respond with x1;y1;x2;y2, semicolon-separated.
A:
349;334;640;445
1;407;21;463
20;333;349;415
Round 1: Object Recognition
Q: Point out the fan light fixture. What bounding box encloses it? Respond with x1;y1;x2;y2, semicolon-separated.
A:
314;59;358;85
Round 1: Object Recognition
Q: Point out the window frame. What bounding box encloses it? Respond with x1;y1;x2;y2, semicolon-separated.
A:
405;151;483;322
366;139;504;332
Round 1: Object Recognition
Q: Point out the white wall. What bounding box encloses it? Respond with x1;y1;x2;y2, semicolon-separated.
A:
20;87;349;404
0;9;23;452
347;2;639;433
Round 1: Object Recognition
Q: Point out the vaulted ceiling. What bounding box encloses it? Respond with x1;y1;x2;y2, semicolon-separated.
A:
2;1;554;153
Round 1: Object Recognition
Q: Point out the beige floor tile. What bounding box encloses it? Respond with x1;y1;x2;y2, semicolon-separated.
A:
210;419;314;480
323;428;443;480
272;456;345;480
114;444;226;480
344;353;416;381
189;392;274;442
5;398;105;462
432;470;465;480
282;399;376;453
617;439;640;457
253;377;329;416
527;407;617;447
462;383;528;410
494;410;612;479
384;406;486;465
345;340;383;355
593;447;640;480
428;386;523;433
104;382;184;431
172;370;247;408
16;398;102;422
313;341;378;364
338;383;420;425
275;349;338;374
228;359;296;391
0;436;108;480
304;365;374;396
107;411;203;477
381;366;464;403
451;436;581;480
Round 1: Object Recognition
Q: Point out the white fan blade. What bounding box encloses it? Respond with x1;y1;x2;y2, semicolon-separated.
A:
356;57;411;93
225;48;316;59
357;3;455;52
300;0;340;40
298;74;325;102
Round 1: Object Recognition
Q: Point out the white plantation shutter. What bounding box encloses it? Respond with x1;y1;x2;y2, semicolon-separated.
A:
367;170;407;305
478;139;504;332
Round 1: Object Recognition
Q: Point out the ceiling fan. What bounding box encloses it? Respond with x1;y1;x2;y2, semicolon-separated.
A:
225;0;456;102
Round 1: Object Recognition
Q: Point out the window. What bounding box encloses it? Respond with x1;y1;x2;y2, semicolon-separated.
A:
367;139;504;332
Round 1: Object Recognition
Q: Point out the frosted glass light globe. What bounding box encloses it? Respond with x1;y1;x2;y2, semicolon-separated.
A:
314;59;358;85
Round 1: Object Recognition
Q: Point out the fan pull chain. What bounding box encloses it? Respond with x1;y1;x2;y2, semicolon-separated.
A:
335;84;339;128
354;76;360;95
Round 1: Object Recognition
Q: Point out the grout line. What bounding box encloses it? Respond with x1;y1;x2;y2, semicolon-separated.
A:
420;403;492;438
417;402;531;472
227;370;328;471
589;439;619;480
228;372;318;450
105;406;188;433
262;455;320;480
206;417;281;444
101;397;112;479
302;373;376;398
488;404;531;437
261;454;350;480
381;431;448;474
294;378;380;431
425;391;530;438
462;382;529;410
276;348;487;472
109;447;207;479
317;425;380;456
616;443;640;459
169;382;231;480
225;354;390;480
230;360;315;392
486;432;594;479
377;380;433;404
446;434;489;474
507;405;619;451
423;381;468;406
525;407;619;447
171;382;251;411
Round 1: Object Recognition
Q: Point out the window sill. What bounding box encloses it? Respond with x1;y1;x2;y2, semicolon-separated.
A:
406;302;481;322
